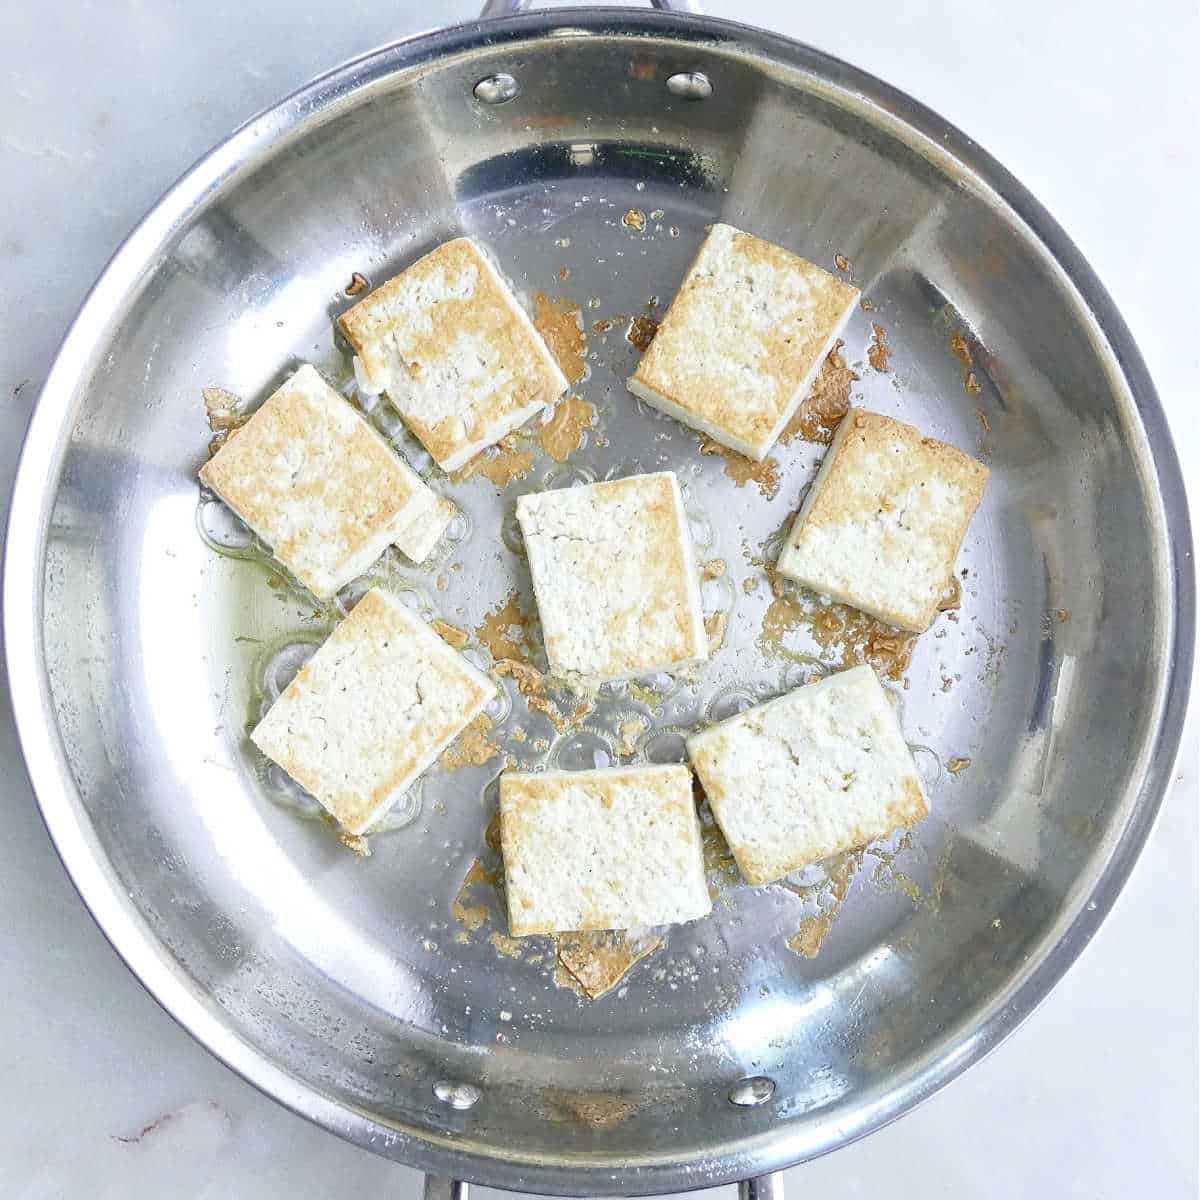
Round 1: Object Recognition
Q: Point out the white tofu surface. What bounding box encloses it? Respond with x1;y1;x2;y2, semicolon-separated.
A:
627;223;859;460
251;588;495;834
515;471;708;683
499;765;712;935
776;408;989;632
339;237;568;472
199;364;454;598
686;665;927;885
392;495;455;563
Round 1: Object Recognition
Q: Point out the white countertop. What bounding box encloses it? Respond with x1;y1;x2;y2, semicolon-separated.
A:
1;2;1196;1196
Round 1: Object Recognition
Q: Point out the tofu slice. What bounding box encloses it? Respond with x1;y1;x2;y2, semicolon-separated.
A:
338;237;569;472
199;364;454;598
252;588;495;834
393;495;457;564
627;224;860;461
499;764;711;935
516;471;708;683
776;408;989;632
687;665;927;885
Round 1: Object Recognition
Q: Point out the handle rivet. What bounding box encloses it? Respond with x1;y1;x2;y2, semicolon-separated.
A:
434;1080;482;1110
473;73;520;104
666;71;713;100
728;1076;775;1107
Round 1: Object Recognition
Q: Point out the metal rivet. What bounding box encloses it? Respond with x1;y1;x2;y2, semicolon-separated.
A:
728;1076;775;1107
434;1081;481;1110
666;71;713;101
473;73;520;105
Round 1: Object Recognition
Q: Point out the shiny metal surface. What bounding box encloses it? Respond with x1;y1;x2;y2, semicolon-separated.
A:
3;8;1192;1197
483;0;703;13
425;1175;471;1200
739;1172;784;1200
473;73;522;105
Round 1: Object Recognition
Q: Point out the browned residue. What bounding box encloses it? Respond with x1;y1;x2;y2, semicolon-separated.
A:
950;332;973;369
488;929;525;959
757;560;805;657
453;845;555;964
780;340;858;445
484;810;503;854
977;407;992;433
859;297;877;312
622;208;647;233
477;592;534;663
950;331;984;396
545;1090;644;1127
700;438;781;500
788;916;832;958
555;931;663;999
627;316;659;352
453;858;496;933
345;272;369;296
947;757;972;775
811;603;917;682
629;56;657;81
533;291;587;385
441;714;500;770
553;959;590;998
868;323;891;372
451;435;535;486
558;265;570;282
614;716;648;756
756;558;915;682
337;831;371;858
823;849;863;907
492;658;590;734
701;558;726;579
202;387;246;456
592;318;613;332
432;619;470;650
938;576;962;612
705;611;728;652
781;849;863;958
539;396;595;462
834;253;850;272
626;681;663;708
1054;608;1072;623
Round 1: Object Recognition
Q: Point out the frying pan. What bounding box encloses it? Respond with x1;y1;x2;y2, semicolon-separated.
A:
4;1;1193;1196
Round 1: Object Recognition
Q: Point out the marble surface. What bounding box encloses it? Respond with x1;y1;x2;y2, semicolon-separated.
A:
1;1;1196;1196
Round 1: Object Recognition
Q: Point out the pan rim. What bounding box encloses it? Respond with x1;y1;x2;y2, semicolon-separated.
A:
4;8;1194;1193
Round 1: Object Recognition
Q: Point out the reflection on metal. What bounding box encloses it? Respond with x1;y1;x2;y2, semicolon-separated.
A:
729;1077;776;1107
434;1082;482;1111
666;70;713;100
473;74;520;105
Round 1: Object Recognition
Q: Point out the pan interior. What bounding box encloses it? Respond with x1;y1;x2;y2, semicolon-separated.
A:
31;19;1177;1188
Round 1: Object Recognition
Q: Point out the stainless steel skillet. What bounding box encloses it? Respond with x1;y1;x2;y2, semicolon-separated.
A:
3;1;1193;1197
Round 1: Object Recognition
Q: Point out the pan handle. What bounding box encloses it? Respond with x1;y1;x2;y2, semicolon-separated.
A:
480;0;704;16
423;1178;469;1200
423;1174;785;1200
740;1173;786;1200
